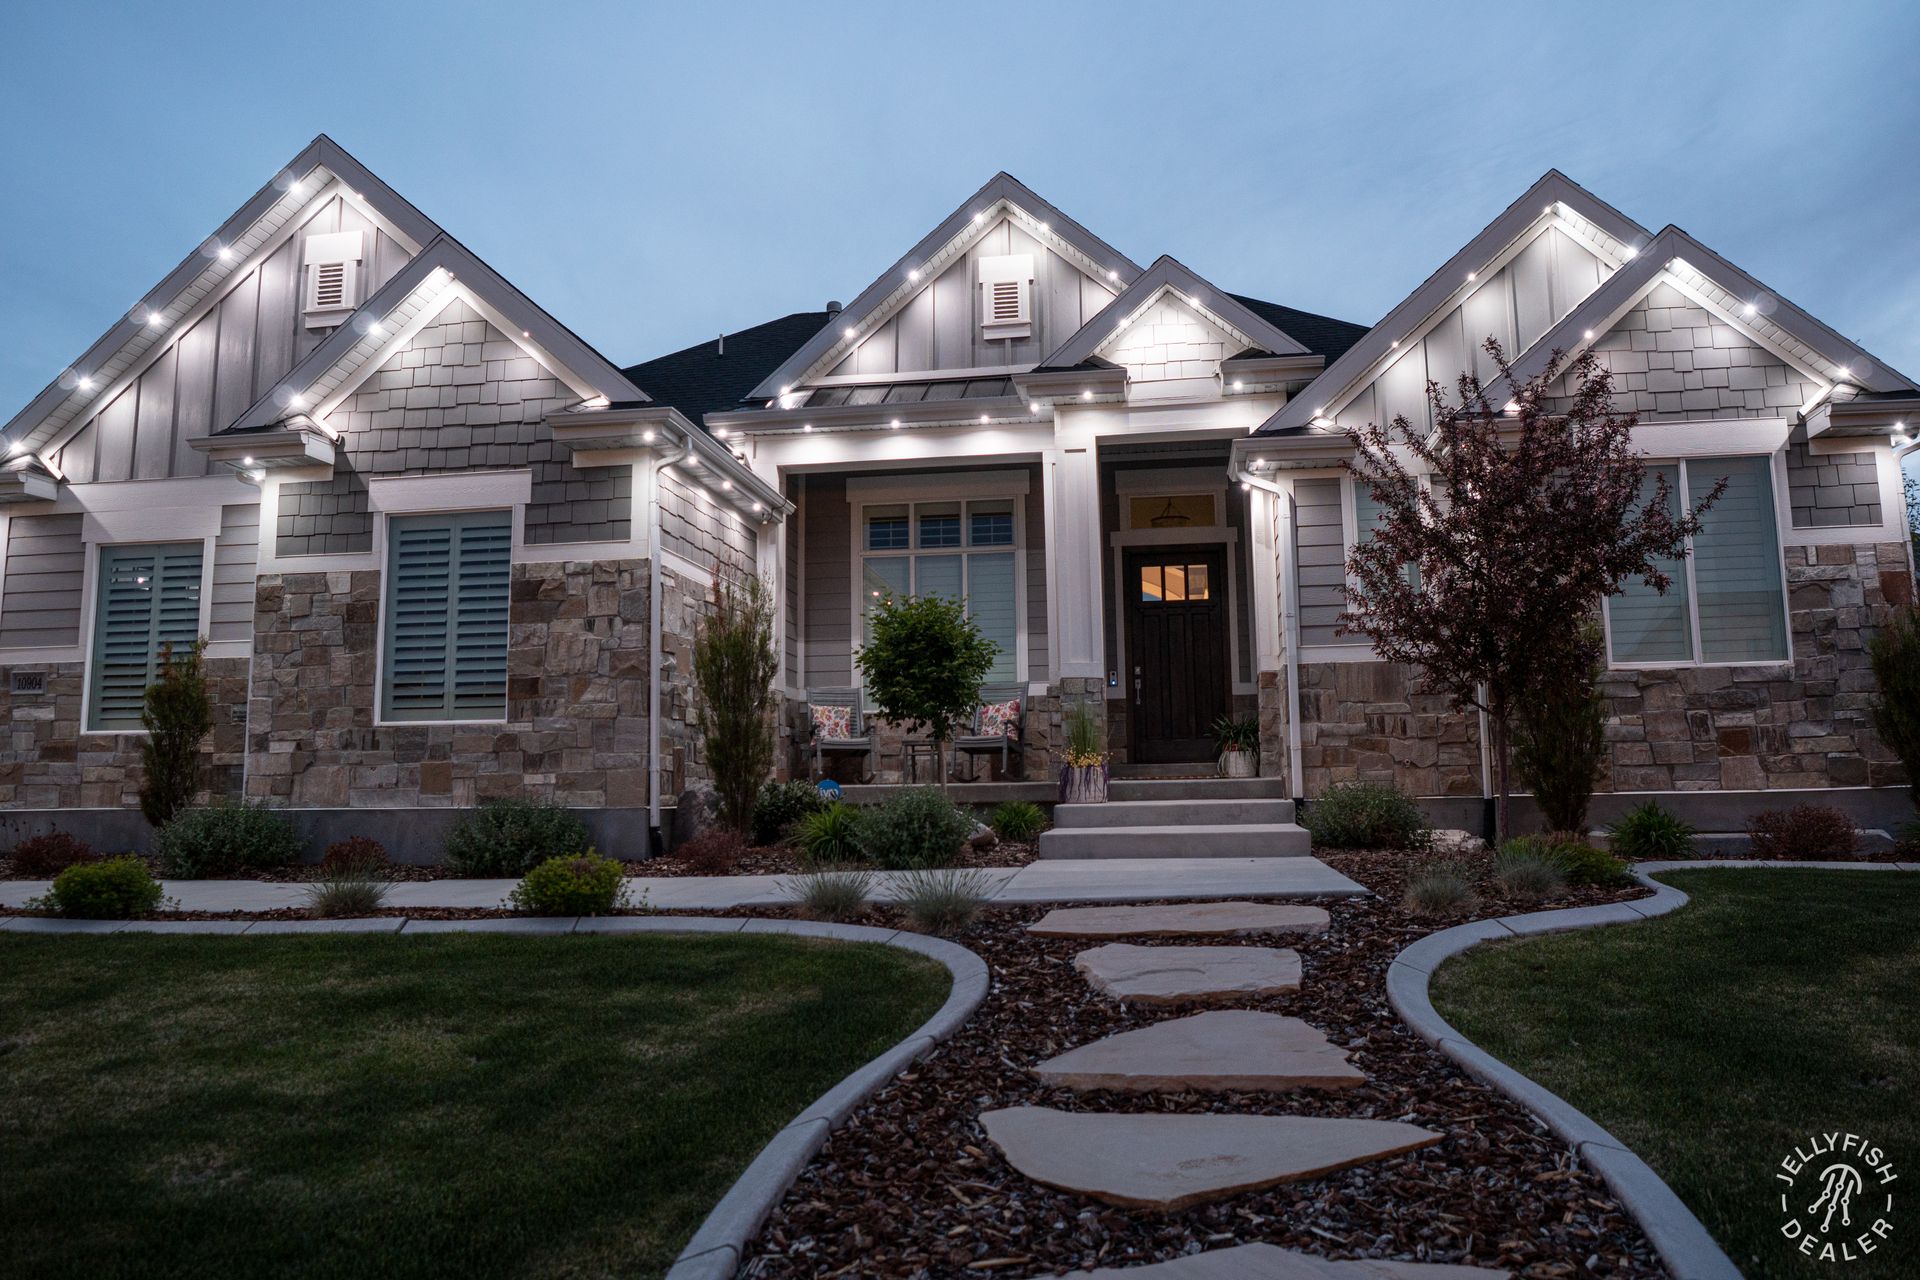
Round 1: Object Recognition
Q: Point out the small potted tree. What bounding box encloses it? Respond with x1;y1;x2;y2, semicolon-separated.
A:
1211;715;1260;779
1060;696;1108;804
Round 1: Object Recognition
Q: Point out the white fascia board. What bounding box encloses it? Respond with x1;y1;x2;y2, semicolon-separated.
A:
1041;256;1311;369
1259;170;1652;436
708;395;1041;437
746;172;1144;401
5;135;442;456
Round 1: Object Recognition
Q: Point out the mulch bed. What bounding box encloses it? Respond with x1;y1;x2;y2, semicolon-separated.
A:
640;837;1039;878
742;848;1669;1280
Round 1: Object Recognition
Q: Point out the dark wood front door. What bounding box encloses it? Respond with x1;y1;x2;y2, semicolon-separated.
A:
1124;546;1230;763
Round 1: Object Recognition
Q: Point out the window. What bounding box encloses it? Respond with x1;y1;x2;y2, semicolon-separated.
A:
1351;479;1418;588
978;254;1034;340
303;230;364;329
87;542;204;730
1139;563;1210;602
861;499;1019;681
1606;455;1788;666
382;511;512;721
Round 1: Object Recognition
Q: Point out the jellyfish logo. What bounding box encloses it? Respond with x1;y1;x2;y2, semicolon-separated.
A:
1775;1132;1897;1263
1809;1163;1865;1234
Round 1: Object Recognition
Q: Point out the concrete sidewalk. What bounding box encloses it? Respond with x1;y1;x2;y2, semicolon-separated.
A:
0;856;1366;914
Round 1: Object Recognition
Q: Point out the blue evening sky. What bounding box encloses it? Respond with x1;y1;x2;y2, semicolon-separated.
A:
3;0;1917;490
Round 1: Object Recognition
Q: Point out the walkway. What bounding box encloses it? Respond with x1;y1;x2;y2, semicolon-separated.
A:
0;855;1365;914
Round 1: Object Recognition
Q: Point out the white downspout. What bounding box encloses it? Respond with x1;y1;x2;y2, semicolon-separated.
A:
1235;466;1306;800
647;433;689;851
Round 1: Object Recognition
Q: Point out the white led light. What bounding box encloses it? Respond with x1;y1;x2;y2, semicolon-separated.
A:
890;418;901;429
1835;365;1851;380
289;180;304;196
1583;329;1595;341
1743;303;1756;317
1231;379;1244;390
843;326;855;340
722;480;733;491
714;427;729;438
972;211;985;223
779;385;791;395
908;269;920;283
979;413;989;424
7;440;22;455
752;501;763;512
1622;245;1638;260
1107;269;1119;282
242;455;254;466
1466;271;1477;282
802;423;813;432
288;393;306;409
1028;402;1041;414
146;311;164;327
78;376;94;391
1081;390;1092;401
1239;481;1251;491
1390;339;1400;349
642;429;656;443
218;246;234;262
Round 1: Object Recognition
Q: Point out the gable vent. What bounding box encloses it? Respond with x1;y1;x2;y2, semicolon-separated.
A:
303;230;366;329
979;253;1034;340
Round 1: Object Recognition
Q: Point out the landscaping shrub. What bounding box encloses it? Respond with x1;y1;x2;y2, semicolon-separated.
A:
1605;801;1695;861
1403;860;1478;915
443;798;589;877
1507;833;1632;886
45;856;163;919
1492;839;1569;899
677;828;746;874
1868;605;1920;809
1302;781;1430;850
860;787;973;870
508;852;629;916
1746;804;1858;860
752;779;827;846
793;802;866;866
155;801;304;877
1511;627;1606;835
139;640;213;829
8;831;100;877
693;574;779;833
306;866;389;918
318;836;389;875
894;867;991;934
786;866;873;922
989;800;1048;842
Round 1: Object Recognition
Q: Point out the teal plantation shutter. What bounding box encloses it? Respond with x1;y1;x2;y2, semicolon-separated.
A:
382;511;511;721
88;542;204;730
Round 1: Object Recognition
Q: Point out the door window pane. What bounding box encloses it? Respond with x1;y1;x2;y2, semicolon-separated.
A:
1140;565;1163;601
1185;563;1209;600
1692;455;1788;662
1608;465;1694;663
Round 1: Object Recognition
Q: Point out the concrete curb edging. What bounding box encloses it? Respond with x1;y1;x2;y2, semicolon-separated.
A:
1389;859;1920;1280
0;911;990;1280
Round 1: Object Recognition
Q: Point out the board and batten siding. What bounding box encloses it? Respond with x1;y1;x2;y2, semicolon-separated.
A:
1292;478;1354;649
1335;225;1611;434
0;513;86;648
52;195;414;484
827;218;1117;377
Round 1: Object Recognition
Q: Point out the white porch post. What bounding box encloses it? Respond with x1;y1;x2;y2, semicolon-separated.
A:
1049;436;1106;680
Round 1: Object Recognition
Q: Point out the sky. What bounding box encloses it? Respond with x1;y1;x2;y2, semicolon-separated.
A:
3;0;1919;480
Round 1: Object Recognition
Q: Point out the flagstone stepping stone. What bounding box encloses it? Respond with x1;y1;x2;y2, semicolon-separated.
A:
1032;1010;1364;1094
1074;942;1300;1005
1046;1242;1507;1278
980;1107;1441;1210
1028;901;1330;939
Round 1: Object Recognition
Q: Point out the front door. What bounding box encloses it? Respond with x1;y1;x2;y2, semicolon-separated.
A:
1124;546;1230;763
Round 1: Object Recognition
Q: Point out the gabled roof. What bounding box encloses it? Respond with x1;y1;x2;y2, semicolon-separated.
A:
4;134;443;456
622;310;834;426
745;172;1144;401
219;236;649;436
1257;170;1649;435
1228;295;1370;364
1483;224;1920;407
1040;255;1316;369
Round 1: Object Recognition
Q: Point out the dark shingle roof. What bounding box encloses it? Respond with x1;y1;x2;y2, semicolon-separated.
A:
622;311;834;425
1227;294;1370;363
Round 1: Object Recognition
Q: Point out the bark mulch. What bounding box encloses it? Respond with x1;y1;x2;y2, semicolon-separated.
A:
742;847;1669;1280
639;837;1039;878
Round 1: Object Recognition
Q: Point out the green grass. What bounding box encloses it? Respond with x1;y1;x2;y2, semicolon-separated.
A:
0;932;948;1280
1433;869;1919;1279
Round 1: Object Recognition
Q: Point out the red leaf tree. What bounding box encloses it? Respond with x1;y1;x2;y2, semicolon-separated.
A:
1340;340;1723;840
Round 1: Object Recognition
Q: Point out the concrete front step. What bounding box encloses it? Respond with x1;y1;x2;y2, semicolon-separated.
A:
1038;823;1312;859
1108;777;1288;802
1056;798;1297;828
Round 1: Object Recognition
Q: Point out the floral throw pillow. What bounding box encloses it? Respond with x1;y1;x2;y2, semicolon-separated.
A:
977;697;1021;739
811;704;854;740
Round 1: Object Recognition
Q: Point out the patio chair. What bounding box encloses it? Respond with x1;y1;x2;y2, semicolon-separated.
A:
951;683;1026;781
806;687;874;782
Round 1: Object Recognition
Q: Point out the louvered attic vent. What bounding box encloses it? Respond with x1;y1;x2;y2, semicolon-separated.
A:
978;253;1034;340
303;230;365;329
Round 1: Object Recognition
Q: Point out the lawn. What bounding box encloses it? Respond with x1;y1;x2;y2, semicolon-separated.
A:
1432;869;1919;1279
0;931;949;1280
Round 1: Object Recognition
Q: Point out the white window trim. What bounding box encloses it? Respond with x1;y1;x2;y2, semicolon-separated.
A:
371;505;522;728
78;534;217;735
367;469;533;515
850;491;1028;686
1600;450;1795;671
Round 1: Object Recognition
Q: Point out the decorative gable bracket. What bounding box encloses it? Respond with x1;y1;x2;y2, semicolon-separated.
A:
188;415;338;482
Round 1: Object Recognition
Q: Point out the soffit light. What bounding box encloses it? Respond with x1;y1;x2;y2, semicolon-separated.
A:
78;376;94;391
890;419;901;429
218;246;235;262
1028;402;1041;414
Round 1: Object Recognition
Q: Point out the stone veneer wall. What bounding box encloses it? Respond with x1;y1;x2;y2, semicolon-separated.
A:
1286;541;1911;798
246;558;704;816
0;659;248;809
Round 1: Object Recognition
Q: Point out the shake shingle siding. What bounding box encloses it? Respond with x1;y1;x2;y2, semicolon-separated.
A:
276;299;630;555
658;467;756;575
1784;442;1882;528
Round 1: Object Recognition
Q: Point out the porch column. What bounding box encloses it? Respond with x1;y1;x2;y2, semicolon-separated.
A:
1047;439;1105;680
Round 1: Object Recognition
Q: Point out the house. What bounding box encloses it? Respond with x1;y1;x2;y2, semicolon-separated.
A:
0;139;1912;851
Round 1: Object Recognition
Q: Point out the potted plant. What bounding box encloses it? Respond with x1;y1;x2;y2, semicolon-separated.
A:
1059;697;1108;804
1212;714;1260;779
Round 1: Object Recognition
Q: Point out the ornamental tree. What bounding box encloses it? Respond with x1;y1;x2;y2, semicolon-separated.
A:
856;593;997;790
693;572;780;833
139;639;213;828
1341;340;1722;840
